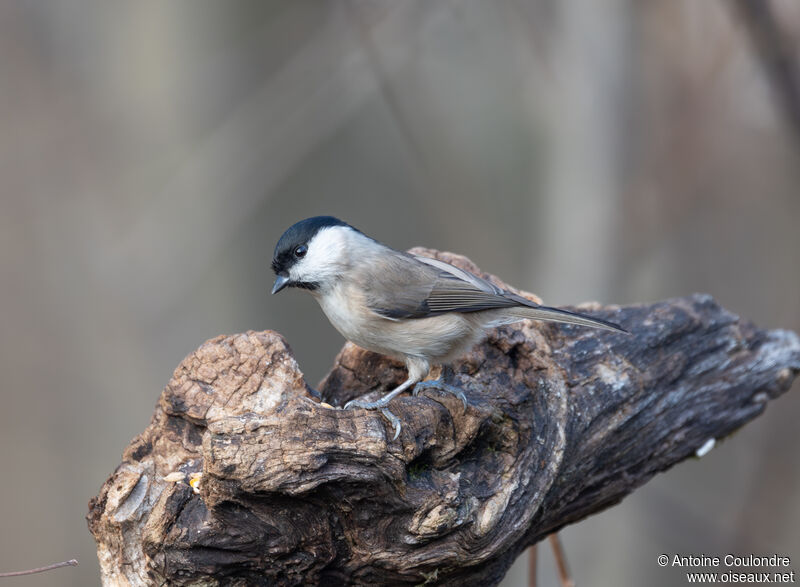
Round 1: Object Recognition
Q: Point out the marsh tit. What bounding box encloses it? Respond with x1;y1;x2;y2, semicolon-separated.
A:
271;216;625;439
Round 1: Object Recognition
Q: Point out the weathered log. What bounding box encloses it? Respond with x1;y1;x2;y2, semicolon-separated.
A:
87;250;800;586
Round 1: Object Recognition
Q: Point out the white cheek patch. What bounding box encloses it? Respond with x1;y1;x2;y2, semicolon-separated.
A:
290;226;351;282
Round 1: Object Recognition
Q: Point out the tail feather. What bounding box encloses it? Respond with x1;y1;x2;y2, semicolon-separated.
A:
506;304;627;333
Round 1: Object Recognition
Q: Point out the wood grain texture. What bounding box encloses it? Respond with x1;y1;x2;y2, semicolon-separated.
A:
87;250;800;586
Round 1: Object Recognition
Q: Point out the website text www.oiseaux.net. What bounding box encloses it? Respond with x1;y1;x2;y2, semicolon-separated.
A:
658;553;795;584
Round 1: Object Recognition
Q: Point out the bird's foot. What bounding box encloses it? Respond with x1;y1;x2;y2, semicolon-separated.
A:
380;408;402;441
344;397;402;440
413;379;468;410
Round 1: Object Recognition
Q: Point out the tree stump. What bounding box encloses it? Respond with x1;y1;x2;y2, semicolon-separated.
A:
87;250;800;586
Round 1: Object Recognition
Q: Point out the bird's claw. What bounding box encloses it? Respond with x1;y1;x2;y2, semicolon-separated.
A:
342;377;466;441
343;398;401;440
413;379;468;410
344;397;388;411
380;408;402;440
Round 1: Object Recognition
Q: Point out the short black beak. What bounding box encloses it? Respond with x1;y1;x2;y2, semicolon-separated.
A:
271;274;290;295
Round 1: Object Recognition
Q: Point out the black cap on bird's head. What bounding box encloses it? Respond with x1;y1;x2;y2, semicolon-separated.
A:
271;216;352;294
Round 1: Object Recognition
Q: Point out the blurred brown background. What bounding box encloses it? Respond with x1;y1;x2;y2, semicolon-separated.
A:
1;1;798;585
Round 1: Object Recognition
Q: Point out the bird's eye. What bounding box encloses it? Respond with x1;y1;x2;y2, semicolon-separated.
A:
294;245;307;258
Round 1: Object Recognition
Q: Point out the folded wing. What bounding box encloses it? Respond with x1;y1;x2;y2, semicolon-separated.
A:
365;253;625;333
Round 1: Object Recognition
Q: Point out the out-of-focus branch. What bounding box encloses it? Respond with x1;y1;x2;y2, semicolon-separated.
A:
733;0;800;147
0;559;78;578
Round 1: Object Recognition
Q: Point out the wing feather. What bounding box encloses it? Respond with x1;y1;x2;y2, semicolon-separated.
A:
366;253;523;318
364;252;626;332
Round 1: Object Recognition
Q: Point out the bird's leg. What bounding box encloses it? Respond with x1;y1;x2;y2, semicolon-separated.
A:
412;365;468;409
343;377;416;410
344;377;417;440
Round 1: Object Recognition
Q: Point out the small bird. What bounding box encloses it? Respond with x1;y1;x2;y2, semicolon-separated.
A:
271;216;625;439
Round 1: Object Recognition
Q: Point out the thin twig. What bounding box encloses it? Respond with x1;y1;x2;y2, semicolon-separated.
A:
528;544;538;587
343;1;441;194
549;534;575;587
0;559;78;578
343;0;483;211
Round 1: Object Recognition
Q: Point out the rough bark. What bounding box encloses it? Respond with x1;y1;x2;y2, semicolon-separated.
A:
87;250;800;586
